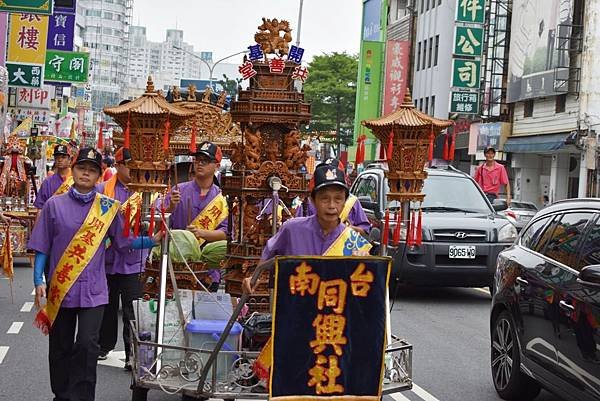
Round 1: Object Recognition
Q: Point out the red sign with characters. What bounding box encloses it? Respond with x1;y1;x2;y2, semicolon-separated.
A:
382;40;410;116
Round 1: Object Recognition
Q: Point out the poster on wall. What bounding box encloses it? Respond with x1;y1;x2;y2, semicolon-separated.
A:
507;0;573;102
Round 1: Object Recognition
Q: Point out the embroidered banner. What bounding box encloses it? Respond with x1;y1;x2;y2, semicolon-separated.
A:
270;256;390;401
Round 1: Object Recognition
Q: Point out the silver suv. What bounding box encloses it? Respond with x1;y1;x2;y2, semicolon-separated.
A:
351;165;517;290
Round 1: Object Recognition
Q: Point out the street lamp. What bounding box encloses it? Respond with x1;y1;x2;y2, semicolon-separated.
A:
173;46;248;90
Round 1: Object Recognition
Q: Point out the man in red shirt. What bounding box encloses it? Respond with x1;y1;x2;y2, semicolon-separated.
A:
474;147;511;205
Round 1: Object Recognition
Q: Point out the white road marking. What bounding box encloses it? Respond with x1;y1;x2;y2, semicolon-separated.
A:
20;302;34;312
31;288;35;296
97;350;126;368
6;322;23;334
412;383;442;401
0;346;8;364
389;392;412;401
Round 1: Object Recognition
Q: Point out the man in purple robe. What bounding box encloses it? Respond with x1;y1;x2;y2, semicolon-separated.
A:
97;148;148;369
29;147;161;401
158;141;228;291
295;158;370;235
33;144;72;210
244;165;372;293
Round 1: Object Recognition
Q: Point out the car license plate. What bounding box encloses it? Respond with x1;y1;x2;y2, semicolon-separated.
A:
449;245;476;259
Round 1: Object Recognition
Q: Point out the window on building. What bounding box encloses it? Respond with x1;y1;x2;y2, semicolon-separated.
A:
102;27;112;35
422;39;427;69
431;95;436;116
419;98;423;111
396;0;408;19
103;12;113;20
425;97;429;114
439;0;442;5
556;94;567;113
426;0;430;11
524;100;534;117
428;37;433;67
434;35;439;66
421;0;425;13
416;42;421;71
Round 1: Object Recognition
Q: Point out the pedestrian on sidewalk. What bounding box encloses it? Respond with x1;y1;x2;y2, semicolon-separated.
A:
473;147;511;205
28;147;162;401
97;148;148;370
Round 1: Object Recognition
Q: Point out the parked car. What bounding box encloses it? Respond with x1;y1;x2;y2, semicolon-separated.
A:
500;200;539;231
351;165;516;289
490;198;600;401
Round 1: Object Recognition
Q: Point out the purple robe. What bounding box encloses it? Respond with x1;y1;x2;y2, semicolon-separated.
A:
28;190;131;308
97;179;149;275
294;196;371;234
33;173;68;209
261;215;346;260
159;181;228;232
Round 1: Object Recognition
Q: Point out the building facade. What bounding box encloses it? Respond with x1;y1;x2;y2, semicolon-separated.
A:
79;0;133;112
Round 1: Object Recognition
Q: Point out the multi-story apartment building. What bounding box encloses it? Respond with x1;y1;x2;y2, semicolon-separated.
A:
79;0;133;112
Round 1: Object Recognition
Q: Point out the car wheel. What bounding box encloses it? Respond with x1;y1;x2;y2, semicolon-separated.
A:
491;311;540;400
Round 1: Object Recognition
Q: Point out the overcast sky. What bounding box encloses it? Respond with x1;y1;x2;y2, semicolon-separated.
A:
133;0;362;63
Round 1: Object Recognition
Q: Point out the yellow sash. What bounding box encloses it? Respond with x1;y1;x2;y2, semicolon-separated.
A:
34;194;120;334
339;194;358;223
324;226;373;256
102;176;142;225
190;193;228;246
53;175;74;196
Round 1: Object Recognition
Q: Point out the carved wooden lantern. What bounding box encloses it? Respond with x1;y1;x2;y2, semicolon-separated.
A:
362;90;453;203
103;77;195;193
167;85;242;156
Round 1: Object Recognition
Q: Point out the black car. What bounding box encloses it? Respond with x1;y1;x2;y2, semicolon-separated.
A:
491;198;600;400
351;165;516;289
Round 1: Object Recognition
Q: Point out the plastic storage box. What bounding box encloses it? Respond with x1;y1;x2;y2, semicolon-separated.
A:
186;319;243;381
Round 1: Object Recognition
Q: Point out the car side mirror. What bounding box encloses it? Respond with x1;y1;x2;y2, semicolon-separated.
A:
578;265;600;287
493;199;508;212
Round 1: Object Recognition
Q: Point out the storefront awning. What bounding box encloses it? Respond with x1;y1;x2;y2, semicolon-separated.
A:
503;132;576;153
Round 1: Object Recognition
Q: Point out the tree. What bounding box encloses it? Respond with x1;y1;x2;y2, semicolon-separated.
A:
218;74;243;101
303;52;358;147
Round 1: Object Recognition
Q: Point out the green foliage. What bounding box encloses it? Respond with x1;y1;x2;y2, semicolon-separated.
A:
303;52;358;135
218;74;242;99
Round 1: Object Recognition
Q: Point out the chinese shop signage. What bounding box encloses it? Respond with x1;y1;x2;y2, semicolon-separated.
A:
270;257;390;401
0;0;53;15
44;50;89;83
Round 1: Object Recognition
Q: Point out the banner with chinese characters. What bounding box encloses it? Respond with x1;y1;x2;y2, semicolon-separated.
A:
0;0;53;15
450;91;479;114
7;13;49;65
44;50;89;83
270;256;390;401
452;58;481;89
15;85;54;109
47;12;75;51
382;40;409;115
453;26;483;57
6;62;43;88
456;0;485;24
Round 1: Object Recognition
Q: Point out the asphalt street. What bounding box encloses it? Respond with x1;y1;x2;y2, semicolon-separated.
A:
0;264;565;401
